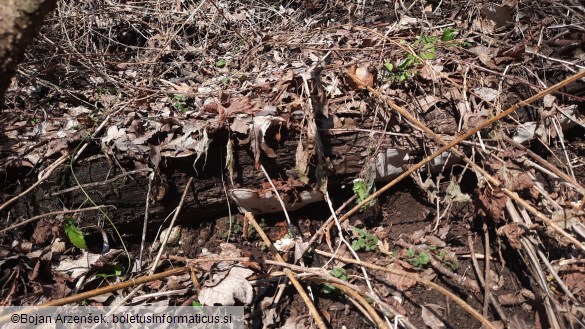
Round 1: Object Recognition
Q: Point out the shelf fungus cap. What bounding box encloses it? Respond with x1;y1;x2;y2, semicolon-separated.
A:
229;188;323;214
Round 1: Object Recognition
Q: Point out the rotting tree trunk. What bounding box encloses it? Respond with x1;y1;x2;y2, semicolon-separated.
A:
0;0;57;106
1;107;428;237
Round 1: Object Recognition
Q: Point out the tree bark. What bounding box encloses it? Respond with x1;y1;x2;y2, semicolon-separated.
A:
0;0;57;106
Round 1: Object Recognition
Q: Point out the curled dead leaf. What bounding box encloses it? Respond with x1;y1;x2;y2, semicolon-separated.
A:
497;223;524;249
477;185;507;222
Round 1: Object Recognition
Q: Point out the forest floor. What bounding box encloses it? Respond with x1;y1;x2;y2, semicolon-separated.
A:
1;1;585;328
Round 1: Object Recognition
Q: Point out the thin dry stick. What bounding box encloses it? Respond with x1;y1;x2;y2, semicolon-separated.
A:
482;224;491;324
502;135;585;194
259;164;296;240
139;173;154;270
168;254;409;328
315;249;496;329
151;177;193;273
394;240;480;291
103;177;194;320
0;267;190;323
0;205;113;235
50;169;149;196
345;69;585;251
244;212;327;329
0;154;68;212
467;235;508;323
259;164;316;304
322;282;388;329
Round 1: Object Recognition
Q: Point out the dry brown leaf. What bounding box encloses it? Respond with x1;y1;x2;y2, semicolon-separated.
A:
421;304;446;329
494;161;534;192
497;292;526;306
477;185;507;222
497;224;524;249
198;266;254;306
559;264;585;299
385;261;418;291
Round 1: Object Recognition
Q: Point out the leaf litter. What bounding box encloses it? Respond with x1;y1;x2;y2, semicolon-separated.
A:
0;0;584;328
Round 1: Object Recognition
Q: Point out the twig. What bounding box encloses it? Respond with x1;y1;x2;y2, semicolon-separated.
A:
0;266;190;323
168;254;411;328
315;249;495;329
138;172;154;270
0;205;114;235
314;249;496;329
150;177;193;274
467;235;508;323
259;164;296;240
394;240;480;292
326;282;387;328
245;212;327;329
0;154;68;212
50;169;150;196
482;224;491;325
346;68;585;252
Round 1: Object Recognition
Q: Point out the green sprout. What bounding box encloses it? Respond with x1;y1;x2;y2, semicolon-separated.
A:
171;94;190;113
351;228;379;252
322;267;349;294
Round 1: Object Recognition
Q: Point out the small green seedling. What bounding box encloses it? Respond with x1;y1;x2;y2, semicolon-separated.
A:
64;218;87;250
352;178;375;209
407;248;431;267
330;267;350;281
215;59;227;68
382;28;467;82
322;267;349;294
439;249;460;271
221;217;243;240
171;94;190;113
95;263;123;278
351;228;379;252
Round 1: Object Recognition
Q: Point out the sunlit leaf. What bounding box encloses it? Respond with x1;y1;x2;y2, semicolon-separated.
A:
64;218;87;250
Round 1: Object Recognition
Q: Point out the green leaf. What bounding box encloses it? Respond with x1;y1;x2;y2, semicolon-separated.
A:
398;55;416;70
418;252;430;266
421;35;437;45
406;248;416;258
64;218;87;250
384;62;394;71
192;301;202;307
351;228;379;252
330;268;349;281
351;239;365;251
95;263;123;278
215;59;226;68
441;28;456;41
419;50;436;60
322;284;337;294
